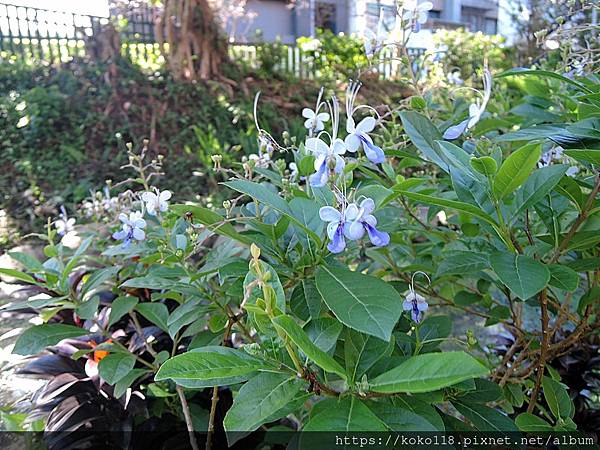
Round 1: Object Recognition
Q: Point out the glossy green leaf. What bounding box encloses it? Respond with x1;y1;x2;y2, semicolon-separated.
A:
272;314;346;380
303;397;387;432
223;372;304;441
315;265;402;342
13;324;88;355
497;68;593;94
453;400;517;431
369;352;489;394
470;156;497;177
493;143;542;200
98;353;136;385
548;265;579;292
399;111;446;170
563;149;600;165
513;164;568;217
490;252;550;300
515;413;553;432
136;303;169;332
108;296;139;327
543;376;573;420
0;268;36;284
435;251;489;277
155;346;274;388
304;317;343;354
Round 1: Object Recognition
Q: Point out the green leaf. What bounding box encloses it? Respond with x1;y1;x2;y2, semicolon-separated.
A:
497;68;593;94
470;157;497;177
345;329;393;383
135;303;169;332
369;352;488;394
13;324;88;355
108;296;139;327
515;413;553;431
459;379;503;403
114;368;149;398
171;204;252;246
563;149;600;165
548;265;579;292
490;252;550;300
272;315;346;380
435;251;489;277
0;268;36;284
7;251;44;272
223;372;304;440
493;143;542;200
542;376;573;420
304;317;343;354
398;191;499;230
369;352;489;393
167;299;207;338
290;279;323;321
368;400;439;431
121;276;199;296
315;265;402;342
155;346;273;388
399;111;447;169
223;180;321;243
513;165;568;218
76;295;99;321
303;397;388;432
98;353;136;385
453;400;518;432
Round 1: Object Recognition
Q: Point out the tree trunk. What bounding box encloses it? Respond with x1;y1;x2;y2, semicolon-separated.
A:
155;0;228;80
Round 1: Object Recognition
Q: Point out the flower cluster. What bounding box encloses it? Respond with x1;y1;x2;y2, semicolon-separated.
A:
319;196;389;254
112;188;171;247
303;81;385;189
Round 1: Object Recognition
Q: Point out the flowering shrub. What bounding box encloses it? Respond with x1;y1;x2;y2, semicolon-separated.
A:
3;62;600;446
1;6;600;446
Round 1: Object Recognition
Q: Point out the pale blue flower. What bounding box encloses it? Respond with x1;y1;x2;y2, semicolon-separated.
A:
344;198;390;247
302;108;329;133
345;116;385;164
112;211;146;247
443;68;492;140
402;0;432;33
55;206;75;236
319;205;347;253
142;189;172;216
306;137;346;187
403;291;428;323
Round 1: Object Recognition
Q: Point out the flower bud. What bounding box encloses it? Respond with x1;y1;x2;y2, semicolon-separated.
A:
250;243;261;260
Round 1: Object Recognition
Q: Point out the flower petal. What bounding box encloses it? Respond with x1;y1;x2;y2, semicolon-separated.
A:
356;116;376;133
306;137;329;156
362;138;385;164
360;198;375;215
442;118;469;140
327;225;346;253
302;108;315;119
365;223;390;247
319;206;341;222
344;134;360;153
345;203;360;221
309;161;328;187
159;190;172;201
132;228;145;241
344;220;365;240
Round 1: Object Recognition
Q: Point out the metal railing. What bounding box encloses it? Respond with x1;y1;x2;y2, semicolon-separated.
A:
0;2;426;80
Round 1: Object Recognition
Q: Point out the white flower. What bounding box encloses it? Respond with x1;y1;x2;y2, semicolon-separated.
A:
142;189;172;216
363;9;388;59
112;211;146;247
545;39;560;50
302;108;330;133
402;0;433;32
248;152;270;168
443;68;492;140
289;162;299;180
55;206;76;236
447;70;464;85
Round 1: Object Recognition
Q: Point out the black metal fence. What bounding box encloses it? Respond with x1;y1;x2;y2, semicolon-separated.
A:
0;2;426;79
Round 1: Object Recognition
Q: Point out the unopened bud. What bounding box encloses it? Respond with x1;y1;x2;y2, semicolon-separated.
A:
250;243;261;260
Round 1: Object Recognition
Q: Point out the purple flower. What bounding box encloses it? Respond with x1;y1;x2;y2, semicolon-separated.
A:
319;205;347;253
112;211;146;248
344;198;390;247
345;116;385;164
307;137;346;187
403;291;428;323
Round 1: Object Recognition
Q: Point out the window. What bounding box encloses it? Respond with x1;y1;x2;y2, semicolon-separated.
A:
316;3;336;33
365;3;396;32
461;6;486;33
485;18;497;34
428;10;441;19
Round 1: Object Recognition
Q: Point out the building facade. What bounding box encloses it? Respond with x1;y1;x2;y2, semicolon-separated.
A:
234;0;501;44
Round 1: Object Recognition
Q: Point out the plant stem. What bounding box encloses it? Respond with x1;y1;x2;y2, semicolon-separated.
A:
176;385;200;450
527;289;549;413
206;386;219;450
